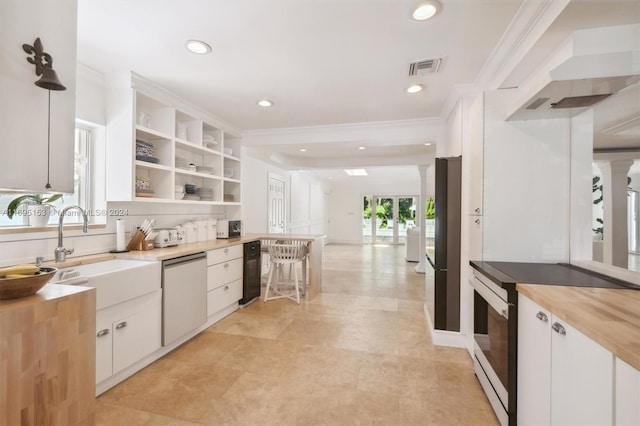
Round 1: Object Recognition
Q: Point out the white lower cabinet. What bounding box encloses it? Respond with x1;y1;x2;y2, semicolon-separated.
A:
95;289;162;384
206;246;243;317
615;358;640;425
518;294;614;425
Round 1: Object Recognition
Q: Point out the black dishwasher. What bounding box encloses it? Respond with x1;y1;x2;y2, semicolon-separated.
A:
240;240;261;305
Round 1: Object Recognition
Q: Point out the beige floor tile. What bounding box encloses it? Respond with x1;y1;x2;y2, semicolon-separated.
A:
216;337;299;377
209;311;293;339
96;401;203;426
97;244;496;426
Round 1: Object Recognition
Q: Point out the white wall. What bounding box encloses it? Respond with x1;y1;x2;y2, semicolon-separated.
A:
327;171;422;244
482;89;571;262
0;66;227;267
241;151;328;236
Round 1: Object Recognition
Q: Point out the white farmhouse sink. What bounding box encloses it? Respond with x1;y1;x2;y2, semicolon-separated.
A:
52;259;161;310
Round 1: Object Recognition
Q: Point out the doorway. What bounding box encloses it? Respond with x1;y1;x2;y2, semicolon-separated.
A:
268;173;286;233
362;195;417;244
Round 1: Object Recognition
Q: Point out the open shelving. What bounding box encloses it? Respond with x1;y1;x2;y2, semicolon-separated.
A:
106;74;241;205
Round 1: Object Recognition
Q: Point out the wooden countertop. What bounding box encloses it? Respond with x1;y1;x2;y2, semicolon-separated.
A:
42;234;327;264
0;283;94;312
517;283;640;371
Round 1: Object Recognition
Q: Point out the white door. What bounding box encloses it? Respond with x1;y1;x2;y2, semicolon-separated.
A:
268;174;286;233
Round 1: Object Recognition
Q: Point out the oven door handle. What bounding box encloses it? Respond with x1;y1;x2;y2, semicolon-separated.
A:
471;277;510;319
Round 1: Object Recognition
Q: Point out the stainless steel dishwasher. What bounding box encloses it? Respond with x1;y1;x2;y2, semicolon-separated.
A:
162;252;207;346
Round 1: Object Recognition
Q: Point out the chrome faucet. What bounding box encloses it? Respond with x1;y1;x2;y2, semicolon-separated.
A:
55;205;89;262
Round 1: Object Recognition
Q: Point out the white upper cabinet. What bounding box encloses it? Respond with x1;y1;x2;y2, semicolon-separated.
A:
104;73;241;205
0;0;77;193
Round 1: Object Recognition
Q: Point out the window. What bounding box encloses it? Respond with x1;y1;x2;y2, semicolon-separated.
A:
0;126;93;227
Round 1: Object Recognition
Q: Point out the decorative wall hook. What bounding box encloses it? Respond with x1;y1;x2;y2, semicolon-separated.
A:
23;37;66;91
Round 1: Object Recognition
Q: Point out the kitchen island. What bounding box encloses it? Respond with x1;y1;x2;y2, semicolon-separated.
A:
0;284;96;425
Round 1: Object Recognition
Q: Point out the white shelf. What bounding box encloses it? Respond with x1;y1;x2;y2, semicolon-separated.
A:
135;161;173;172
175;169;222;180
106;74;241;207
135;125;172;141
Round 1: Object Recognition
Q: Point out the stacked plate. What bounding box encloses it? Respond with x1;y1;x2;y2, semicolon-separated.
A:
196;187;214;201
196;165;215;175
184;183;196;195
136;139;154;156
183;194;200;201
175;157;189;169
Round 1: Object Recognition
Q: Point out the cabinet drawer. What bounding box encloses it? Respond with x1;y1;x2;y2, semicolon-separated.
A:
207;245;243;266
207;279;242;316
207;258;243;291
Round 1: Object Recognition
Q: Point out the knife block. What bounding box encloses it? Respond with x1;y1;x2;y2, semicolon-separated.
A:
126;230;154;251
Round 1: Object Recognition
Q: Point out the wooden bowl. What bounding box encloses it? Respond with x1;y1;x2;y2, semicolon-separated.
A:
0;267;58;300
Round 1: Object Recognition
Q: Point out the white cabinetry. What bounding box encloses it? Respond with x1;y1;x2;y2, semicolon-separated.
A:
95;290;161;385
518;294;614;425
615;358;640;425
105;73;241;205
0;0;77;193
206;245;243;317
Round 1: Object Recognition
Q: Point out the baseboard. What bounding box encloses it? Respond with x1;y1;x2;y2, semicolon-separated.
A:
423;303;467;348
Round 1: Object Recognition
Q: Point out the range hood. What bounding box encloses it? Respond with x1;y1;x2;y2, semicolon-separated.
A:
508;24;640;121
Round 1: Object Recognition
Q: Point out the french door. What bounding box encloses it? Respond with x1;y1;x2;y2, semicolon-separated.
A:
362;195;417;244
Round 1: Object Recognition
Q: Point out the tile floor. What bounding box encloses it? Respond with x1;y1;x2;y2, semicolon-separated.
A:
96;244;498;425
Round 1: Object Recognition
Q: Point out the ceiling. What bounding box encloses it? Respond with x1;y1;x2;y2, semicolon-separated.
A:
77;0;521;130
77;0;638;180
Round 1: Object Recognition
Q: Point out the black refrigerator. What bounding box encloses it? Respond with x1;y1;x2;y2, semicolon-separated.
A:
434;156;462;331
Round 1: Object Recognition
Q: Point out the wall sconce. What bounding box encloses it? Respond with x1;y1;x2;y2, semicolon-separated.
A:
23;37;66;189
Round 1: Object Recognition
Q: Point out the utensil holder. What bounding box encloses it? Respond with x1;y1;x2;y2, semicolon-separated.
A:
126;230;148;251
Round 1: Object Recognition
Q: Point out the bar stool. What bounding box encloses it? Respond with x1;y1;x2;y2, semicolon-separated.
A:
264;241;307;304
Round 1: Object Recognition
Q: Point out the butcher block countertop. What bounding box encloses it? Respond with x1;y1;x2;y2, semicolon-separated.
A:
118;233;325;261
517;283;640;371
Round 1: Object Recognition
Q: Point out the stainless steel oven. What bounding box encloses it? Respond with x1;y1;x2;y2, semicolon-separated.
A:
471;269;516;426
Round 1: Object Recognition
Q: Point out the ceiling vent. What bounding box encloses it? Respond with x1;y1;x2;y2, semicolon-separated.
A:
408;57;443;76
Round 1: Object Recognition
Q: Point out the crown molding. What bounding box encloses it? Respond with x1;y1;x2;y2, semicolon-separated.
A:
242;117;442;147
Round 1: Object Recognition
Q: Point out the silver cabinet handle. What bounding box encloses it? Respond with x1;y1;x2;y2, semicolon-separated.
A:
224;263;229;268
224;285;229;291
551;322;566;336
536;311;549;322
97;329;110;338
115;321;128;330
475;218;480;224
475;208;480;214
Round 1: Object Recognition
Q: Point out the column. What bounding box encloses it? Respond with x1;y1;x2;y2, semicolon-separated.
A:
597;159;633;268
415;165;429;273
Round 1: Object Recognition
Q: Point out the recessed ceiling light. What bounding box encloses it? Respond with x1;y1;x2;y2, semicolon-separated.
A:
257;99;273;107
424;142;432;146
412;1;441;21
185;40;212;54
406;84;424;94
358;146;366;150
300;148;307;152
345;169;368;176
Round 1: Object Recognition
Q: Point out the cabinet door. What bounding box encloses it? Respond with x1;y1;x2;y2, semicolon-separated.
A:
517;294;551;426
615;357;640;426
95;311;114;384
112;292;161;374
551;318;614;425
